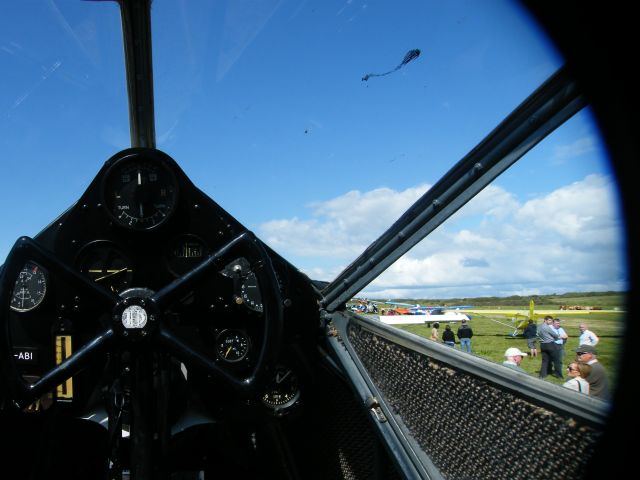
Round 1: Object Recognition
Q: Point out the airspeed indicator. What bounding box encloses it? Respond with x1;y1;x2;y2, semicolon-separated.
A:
10;262;47;312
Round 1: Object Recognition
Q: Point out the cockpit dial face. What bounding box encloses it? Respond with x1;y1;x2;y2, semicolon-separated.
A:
166;234;209;277
103;157;178;230
261;365;300;411
240;272;263;313
76;241;133;294
215;329;250;363
10;262;47;312
222;258;264;313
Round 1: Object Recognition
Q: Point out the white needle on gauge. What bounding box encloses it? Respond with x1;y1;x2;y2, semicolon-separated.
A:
275;369;291;384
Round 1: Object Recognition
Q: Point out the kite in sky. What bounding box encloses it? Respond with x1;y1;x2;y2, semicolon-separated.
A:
362;48;421;81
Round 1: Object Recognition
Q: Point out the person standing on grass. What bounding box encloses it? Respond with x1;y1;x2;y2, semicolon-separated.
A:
522;319;538;358
574;345;610;401
430;322;440;341
549;318;568;376
538;315;562;379
457;319;473;353
442;324;456;347
578;323;599;346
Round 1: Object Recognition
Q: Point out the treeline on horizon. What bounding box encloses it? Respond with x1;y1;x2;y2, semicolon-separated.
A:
375;291;626;308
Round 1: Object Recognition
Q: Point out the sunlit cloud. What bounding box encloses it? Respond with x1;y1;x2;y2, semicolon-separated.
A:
259;174;626;298
260;184;429;258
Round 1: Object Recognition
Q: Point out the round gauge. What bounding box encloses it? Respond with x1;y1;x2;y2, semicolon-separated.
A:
166;234;209;276
222;258;264;313
77;241;133;294
10;262;47;312
240;272;263;313
215;329;250;363
103;156;178;230
262;365;300;411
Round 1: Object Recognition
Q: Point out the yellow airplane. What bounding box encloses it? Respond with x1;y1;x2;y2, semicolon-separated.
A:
465;300;623;336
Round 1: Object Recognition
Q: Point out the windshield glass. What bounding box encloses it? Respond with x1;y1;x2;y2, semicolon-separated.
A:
1;0;626;299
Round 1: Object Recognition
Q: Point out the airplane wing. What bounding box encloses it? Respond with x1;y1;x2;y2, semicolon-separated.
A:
465;308;623;318
384;301;421;308
379;310;471;325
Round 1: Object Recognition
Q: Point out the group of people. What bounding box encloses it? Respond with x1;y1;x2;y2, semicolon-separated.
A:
503;318;609;400
431;320;473;353
428;316;609;401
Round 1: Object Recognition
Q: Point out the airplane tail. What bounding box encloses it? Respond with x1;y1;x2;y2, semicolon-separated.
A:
529;299;535;320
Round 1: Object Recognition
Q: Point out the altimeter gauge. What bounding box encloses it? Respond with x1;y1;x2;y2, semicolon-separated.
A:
10;262;47;312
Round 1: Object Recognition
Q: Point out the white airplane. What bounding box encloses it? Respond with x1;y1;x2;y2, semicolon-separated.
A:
377;301;471;326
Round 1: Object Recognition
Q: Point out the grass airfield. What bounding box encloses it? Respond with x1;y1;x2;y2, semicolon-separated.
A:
390;307;624;392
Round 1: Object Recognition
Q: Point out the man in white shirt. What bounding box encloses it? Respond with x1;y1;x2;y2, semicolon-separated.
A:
550;318;569;377
578;323;599;346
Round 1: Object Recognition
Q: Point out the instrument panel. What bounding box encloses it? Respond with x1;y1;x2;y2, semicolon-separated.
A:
0;148;319;419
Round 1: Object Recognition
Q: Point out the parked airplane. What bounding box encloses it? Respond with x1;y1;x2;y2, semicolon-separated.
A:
0;2;634;480
347;298;379;314
378;301;472;326
465;300;623;336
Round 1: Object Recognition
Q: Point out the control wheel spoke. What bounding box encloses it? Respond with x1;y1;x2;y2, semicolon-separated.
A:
0;236;120;409
152;232;250;310
153;231;282;396
11;328;114;408
158;324;252;395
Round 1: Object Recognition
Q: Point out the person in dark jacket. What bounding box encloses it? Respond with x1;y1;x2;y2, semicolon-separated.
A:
522;319;538;358
442;324;456;347
457;319;473;353
574;344;610;401
539;316;562;379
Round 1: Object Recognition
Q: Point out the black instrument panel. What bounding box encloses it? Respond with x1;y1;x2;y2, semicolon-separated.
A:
1;147;320;418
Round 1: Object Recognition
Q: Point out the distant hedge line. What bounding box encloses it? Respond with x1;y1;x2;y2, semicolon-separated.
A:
376;291;625;308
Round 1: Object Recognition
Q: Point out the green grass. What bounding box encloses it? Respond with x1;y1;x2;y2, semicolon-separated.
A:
393;310;624;391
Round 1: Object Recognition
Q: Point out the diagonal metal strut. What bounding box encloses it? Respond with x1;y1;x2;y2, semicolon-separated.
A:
321;66;586;312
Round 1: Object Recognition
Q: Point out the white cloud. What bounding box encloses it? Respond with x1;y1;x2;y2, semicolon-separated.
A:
553;136;595;161
515;174;620;245
259;174;626;298
260;184;429;259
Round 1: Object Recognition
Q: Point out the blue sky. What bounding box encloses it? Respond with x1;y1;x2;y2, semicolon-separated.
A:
0;0;627;299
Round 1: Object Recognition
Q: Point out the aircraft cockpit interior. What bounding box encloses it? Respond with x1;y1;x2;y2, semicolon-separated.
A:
0;1;636;479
